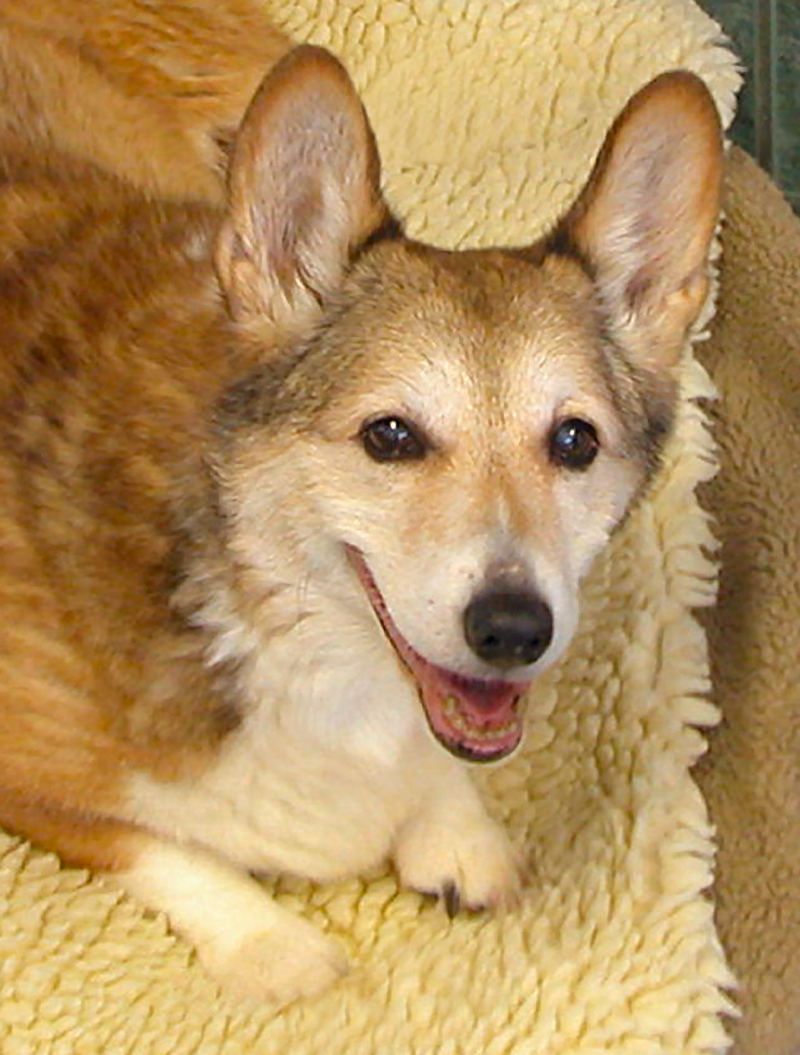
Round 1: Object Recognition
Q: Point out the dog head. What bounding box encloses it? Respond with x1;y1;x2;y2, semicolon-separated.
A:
210;48;723;764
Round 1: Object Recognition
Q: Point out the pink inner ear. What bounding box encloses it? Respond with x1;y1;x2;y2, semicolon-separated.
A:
573;75;721;308
216;45;391;325
545;72;722;368
624;265;656;308
265;182;325;290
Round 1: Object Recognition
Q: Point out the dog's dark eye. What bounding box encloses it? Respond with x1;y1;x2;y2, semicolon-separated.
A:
549;418;599;470
360;416;427;462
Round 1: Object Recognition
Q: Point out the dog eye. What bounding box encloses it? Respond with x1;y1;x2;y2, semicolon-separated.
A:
549;418;599;470
360;416;427;462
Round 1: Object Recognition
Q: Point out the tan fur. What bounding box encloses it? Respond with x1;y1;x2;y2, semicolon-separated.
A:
0;1;723;1007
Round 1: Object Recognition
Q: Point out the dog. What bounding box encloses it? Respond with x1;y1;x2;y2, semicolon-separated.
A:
0;0;723;1008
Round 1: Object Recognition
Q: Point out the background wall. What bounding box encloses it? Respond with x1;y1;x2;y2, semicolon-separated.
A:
700;0;799;211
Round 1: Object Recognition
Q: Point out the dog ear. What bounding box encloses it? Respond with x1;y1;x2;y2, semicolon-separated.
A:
551;71;723;369
215;45;391;331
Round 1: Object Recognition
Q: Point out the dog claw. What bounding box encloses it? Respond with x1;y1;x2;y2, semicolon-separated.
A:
442;881;460;918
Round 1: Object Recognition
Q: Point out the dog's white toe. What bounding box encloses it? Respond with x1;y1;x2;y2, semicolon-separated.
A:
202;915;348;1008
394;810;522;915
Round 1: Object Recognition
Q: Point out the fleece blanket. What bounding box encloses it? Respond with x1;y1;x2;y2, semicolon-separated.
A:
0;2;742;1052
694;147;800;1055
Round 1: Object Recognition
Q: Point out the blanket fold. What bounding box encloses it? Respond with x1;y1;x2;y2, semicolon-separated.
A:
697;146;800;1055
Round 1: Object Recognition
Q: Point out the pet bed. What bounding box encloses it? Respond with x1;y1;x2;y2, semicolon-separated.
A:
695;145;800;1055
0;1;756;1052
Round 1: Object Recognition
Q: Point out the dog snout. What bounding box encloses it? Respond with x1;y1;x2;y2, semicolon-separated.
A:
463;589;553;670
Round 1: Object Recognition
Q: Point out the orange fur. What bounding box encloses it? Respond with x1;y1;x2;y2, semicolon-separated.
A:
0;0;290;201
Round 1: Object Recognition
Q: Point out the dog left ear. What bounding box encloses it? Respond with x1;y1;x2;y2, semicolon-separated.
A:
215;45;391;332
551;71;724;370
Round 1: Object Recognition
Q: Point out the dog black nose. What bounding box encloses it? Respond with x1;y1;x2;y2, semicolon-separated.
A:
463;590;553;669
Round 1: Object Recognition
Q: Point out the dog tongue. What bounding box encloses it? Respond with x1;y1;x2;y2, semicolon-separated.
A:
346;546;528;762
418;666;519;719
414;662;527;762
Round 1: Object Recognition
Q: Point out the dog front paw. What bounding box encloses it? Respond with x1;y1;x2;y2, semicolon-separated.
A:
201;914;349;1007
394;810;522;916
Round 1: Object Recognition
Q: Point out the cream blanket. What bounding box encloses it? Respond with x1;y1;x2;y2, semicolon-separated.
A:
0;2;742;1052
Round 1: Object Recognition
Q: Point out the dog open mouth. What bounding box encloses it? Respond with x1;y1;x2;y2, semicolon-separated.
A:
347;547;530;763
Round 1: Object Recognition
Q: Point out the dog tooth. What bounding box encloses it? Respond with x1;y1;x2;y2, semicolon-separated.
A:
440;693;517;741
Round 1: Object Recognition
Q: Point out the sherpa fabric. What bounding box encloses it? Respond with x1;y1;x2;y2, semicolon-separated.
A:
0;2;743;1053
695;147;800;1055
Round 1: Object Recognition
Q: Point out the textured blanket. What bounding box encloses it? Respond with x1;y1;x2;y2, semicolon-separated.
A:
696;147;800;1055
0;2;744;1052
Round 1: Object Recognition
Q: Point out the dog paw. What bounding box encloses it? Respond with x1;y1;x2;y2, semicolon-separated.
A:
394;811;522;916
201;915;348;1007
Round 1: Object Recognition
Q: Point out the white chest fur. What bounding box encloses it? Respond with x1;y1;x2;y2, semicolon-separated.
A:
125;710;439;882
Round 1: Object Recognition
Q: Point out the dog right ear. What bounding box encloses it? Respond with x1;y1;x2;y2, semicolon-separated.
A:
548;70;723;372
215;45;391;332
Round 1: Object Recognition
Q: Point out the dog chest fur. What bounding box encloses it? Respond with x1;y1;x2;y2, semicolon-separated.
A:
125;709;429;882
